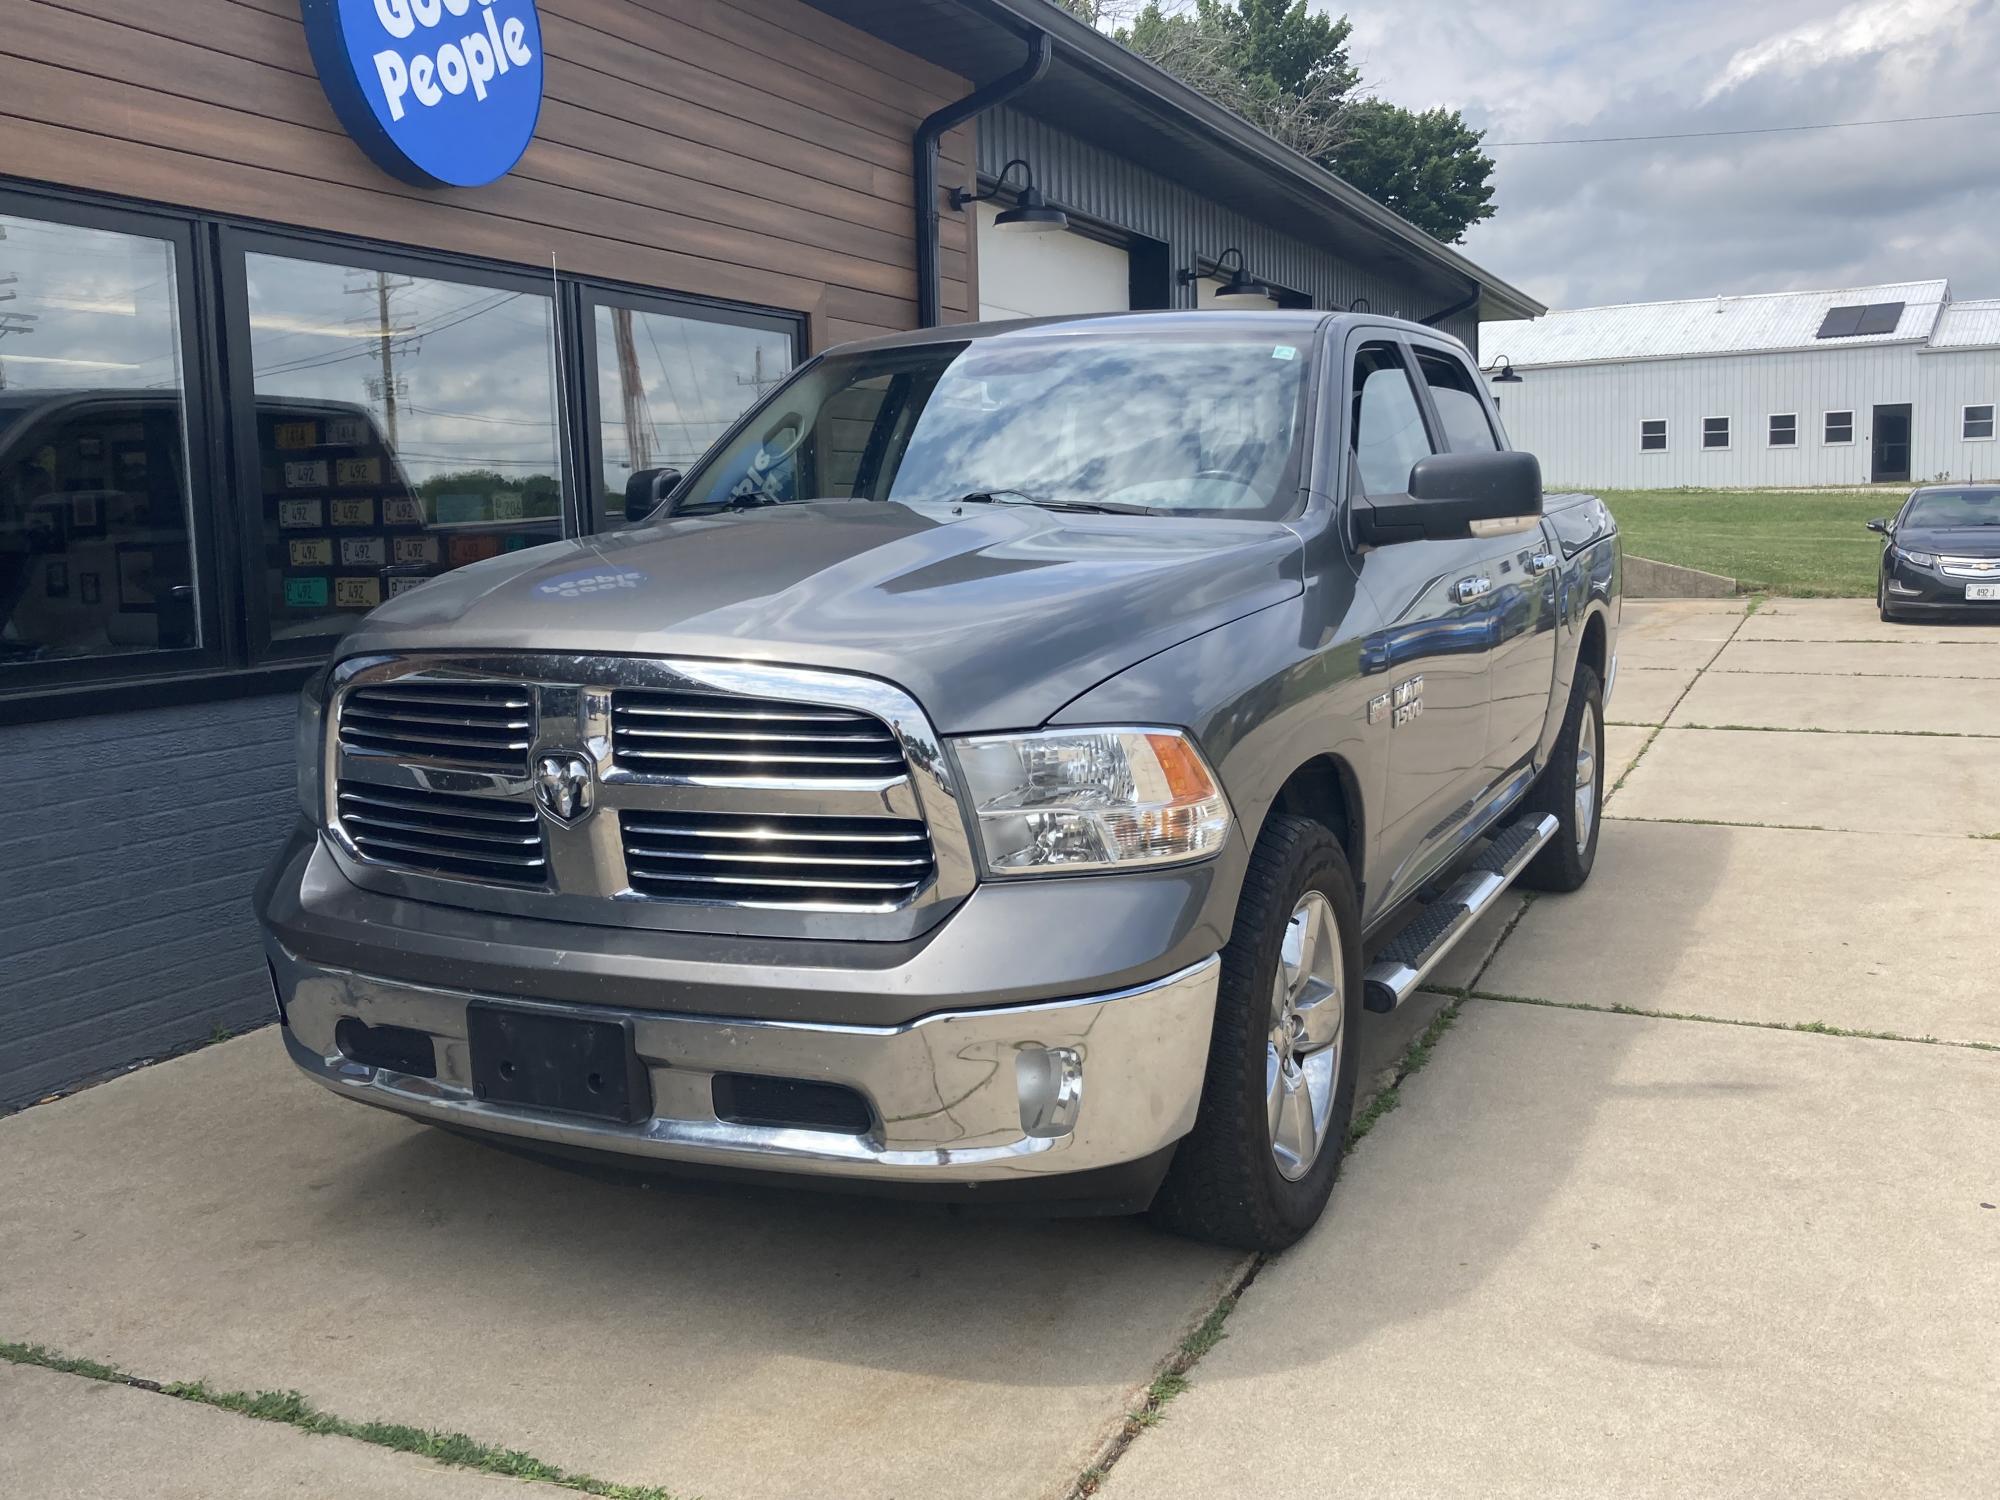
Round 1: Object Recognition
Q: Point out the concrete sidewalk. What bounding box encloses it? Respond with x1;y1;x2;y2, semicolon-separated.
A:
1104;597;2000;1498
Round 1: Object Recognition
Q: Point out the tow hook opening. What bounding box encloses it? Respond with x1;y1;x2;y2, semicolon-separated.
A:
334;1017;439;1080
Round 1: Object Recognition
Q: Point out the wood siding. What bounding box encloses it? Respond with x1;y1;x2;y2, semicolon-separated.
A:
0;0;974;347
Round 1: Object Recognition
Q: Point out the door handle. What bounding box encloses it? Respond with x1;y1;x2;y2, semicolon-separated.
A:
1455;576;1492;603
1529;552;1557;575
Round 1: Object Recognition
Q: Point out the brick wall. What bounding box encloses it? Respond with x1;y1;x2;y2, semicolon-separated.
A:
0;695;295;1109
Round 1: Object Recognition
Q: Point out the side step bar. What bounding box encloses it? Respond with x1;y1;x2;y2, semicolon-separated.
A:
1362;813;1558;1013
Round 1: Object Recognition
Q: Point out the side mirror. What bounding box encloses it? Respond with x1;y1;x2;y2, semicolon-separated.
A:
1354;450;1544;545
1865;517;1891;534
623;467;683;525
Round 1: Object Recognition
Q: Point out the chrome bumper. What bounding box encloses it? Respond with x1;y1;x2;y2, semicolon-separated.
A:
273;950;1219;1183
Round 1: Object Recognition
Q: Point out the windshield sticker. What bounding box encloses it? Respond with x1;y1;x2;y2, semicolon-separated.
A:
1272;345;1297;360
534;568;647;600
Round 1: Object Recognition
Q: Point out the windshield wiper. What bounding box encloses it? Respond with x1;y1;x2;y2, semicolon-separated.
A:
954;489;1155;516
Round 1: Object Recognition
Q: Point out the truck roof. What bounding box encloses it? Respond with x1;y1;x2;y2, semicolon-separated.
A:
828;309;1465;356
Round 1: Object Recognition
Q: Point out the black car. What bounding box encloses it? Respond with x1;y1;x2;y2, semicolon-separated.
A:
1868;485;2000;622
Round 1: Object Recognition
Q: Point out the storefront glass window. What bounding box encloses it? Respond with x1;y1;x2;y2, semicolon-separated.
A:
242;252;562;648
592;303;793;526
0;214;197;669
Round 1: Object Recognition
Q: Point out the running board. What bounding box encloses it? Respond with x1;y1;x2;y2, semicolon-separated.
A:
1362;813;1558;1013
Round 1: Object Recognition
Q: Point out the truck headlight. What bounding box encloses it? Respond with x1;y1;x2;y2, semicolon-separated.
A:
951;728;1231;876
296;667;330;822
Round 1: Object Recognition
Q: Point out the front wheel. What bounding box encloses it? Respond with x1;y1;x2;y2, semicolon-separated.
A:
1878;571;1899;623
1150;814;1363;1252
1517;662;1604;893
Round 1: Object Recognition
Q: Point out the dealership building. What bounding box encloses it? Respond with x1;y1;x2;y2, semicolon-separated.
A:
0;0;1539;1108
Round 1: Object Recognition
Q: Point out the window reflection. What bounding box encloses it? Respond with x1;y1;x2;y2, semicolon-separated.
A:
243;253;562;646
593;303;792;525
0;214;197;667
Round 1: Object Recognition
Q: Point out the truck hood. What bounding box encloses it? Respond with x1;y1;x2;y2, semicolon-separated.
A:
342;501;1304;731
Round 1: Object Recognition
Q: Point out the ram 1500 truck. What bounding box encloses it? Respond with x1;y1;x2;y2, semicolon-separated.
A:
258;311;1620;1251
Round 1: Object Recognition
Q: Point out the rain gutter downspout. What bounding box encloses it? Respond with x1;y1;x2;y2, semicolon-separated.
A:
1419;284;1483;328
914;30;1053;328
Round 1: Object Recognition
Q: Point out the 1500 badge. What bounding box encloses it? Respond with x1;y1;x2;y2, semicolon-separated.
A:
1368;675;1425;728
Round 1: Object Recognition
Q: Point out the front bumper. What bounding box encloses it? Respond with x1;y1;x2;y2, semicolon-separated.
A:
271;945;1219;1185
1885;556;2000;609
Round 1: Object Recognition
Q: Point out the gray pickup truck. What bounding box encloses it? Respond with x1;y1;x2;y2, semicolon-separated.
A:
258;311;1619;1250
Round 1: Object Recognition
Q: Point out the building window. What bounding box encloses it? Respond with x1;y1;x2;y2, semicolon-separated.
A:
0;209;206;678
1768;414;1797;447
1702;416;1730;450
1639;418;1668;452
1964;404;1995;441
1825;410;1854;444
234;245;564;656
588;294;796;529
1414;348;1499;453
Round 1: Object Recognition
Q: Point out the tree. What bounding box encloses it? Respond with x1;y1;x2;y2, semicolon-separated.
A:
1331;100;1496;243
1058;1;1496;242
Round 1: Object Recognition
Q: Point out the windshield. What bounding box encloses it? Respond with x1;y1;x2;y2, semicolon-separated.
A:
670;331;1313;519
1904;489;2000;527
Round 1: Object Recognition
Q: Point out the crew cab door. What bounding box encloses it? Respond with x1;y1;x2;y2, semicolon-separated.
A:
1342;334;1494;909
1407;340;1559;782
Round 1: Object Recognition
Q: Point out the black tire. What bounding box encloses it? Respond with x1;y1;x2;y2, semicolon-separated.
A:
1150;814;1364;1252
1517;662;1604;893
1878;570;1899;623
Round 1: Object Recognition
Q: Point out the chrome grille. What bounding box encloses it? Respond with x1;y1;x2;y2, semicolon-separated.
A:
620;810;934;908
336;780;547;887
1939;555;2000;579
339;681;534;770
324;654;973;941
611;690;906;780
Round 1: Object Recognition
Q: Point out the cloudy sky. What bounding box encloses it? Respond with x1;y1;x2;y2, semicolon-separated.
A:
1337;0;2000;311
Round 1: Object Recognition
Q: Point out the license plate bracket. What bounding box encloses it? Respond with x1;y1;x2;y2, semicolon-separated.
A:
467;1005;651;1124
1966;582;2000;601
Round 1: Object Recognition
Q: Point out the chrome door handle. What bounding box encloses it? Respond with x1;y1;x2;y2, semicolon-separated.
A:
1529;552;1557;575
1455;576;1492;603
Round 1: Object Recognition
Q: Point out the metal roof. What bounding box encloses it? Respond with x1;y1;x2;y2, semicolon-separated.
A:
1480;280;1949;369
803;0;1545;322
1929;298;2000;351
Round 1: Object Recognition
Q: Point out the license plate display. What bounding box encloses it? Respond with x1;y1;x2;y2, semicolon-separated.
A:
467;1006;650;1123
1967;583;2000;601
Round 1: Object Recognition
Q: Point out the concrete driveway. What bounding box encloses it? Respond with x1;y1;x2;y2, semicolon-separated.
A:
3;598;1996;1499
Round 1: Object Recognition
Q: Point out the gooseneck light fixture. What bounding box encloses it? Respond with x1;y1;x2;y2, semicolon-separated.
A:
951;157;1070;233
1487;355;1523;384
1178;247;1279;311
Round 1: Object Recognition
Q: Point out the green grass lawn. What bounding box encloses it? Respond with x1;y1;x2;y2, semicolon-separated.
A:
1598;488;1896;597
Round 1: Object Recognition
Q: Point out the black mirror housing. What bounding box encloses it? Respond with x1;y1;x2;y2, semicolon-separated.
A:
1865;517;1891;534
1354;450;1544;545
623;467;683;524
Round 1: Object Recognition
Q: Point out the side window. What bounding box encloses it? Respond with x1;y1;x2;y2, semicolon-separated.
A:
1350;341;1435;497
1415;348;1499;452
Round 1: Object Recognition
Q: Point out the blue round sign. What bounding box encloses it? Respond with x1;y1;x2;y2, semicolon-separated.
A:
302;0;544;189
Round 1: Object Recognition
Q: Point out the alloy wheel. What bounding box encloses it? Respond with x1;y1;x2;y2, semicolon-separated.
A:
1574;697;1600;855
1266;890;1344;1181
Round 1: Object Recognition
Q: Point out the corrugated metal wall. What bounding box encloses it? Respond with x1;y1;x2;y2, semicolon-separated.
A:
0;696;294;1109
1489;344;1970;489
1916;350;2000;483
979;106;1479;347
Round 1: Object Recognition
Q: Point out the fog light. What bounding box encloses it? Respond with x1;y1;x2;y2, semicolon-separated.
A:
1888;578;1924;597
1016;1046;1083;1139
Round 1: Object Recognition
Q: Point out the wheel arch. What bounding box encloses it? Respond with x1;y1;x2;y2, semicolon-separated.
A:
1262;753;1368;898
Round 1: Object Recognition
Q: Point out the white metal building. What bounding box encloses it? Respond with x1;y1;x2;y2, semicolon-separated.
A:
1479;281;2000;489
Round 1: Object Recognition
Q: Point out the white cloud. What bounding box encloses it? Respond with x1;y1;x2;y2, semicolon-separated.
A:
1331;0;2000;309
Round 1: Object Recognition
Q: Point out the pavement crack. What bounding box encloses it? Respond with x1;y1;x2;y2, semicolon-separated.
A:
0;1340;685;1499
1466;992;1998;1053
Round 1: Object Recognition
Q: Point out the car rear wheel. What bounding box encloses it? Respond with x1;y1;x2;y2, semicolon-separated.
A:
1150;814;1362;1252
1517;662;1604;893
